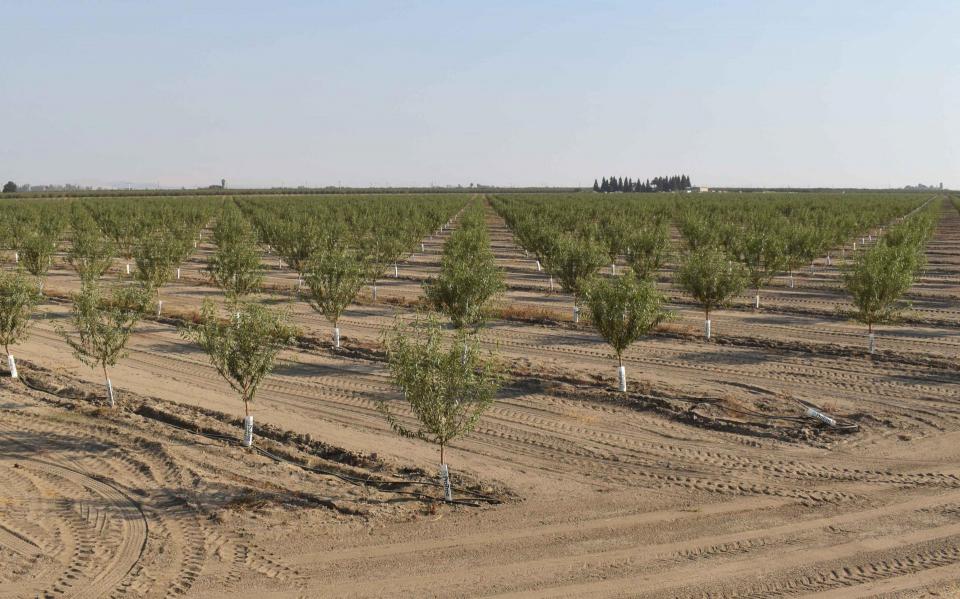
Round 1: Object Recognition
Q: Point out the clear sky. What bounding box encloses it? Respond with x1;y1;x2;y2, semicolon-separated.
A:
2;1;957;189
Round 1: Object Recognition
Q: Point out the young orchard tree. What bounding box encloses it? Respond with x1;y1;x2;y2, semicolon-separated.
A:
272;217;324;293
735;225;787;309
625;224;671;280
134;232;191;316
208;228;264;299
842;242;921;354
19;233;58;291
782;225;820;289
67;213;116;285
94;209;142;276
181;300;297;447
584;273;670;392
377;315;501;502
424;226;505;333
544;233;608;323
600;217;629;275
676;245;747;339
56;282;149;408
361;233;406;301
0;271;42;379
303;246;367;348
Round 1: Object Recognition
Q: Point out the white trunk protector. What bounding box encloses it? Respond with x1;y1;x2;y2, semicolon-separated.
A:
243;415;254;447
440;464;453;502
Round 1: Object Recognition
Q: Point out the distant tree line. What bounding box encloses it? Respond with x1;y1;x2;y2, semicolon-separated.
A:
593;175;692;193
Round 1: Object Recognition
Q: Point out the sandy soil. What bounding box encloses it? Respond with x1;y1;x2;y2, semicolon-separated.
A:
1;198;958;597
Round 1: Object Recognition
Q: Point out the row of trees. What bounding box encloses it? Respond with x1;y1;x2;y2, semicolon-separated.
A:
493;193;940;361
593;175;692;193
0;192;941;502
0;193;501;502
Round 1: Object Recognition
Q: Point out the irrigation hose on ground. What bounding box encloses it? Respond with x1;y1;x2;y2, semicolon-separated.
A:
15;373;501;507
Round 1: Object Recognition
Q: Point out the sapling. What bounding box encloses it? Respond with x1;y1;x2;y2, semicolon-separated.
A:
208;227;264;299
361;233;406;301
782;225;820;289
424;225;505;332
377;316;501;502
600;217;629;276
625;224;671;280
56;282;149;407
19;233;57;292
543;233;607;323
303;246;367;348
584;273;670;392
0;271;42;379
842;242;920;354
736;224;787;309
134;232;191;315
67;211;116;284
181;300;296;447
676;245;747;339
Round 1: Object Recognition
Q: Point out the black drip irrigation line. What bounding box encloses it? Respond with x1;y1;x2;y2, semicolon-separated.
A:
159;419;501;507
12;373;501;507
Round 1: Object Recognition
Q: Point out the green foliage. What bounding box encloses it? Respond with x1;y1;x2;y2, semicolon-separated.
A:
0;270;41;354
2;181;17;193
584;273;670;365
360;230;407;285
625;224;671;280
424;206;505;330
68;206;115;283
599;216;630;263
734;220;788;295
181;300;297;415
268;215;326;277
843;241;921;332
377;315;501;464
676;245;748;318
304;245;367;328
134;231;191;296
56;281;149;406
19;233;57;280
543;233;608;300
208;204;263;298
782;224;822;275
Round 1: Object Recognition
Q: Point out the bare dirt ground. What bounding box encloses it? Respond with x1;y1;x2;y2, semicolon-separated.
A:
1;198;959;597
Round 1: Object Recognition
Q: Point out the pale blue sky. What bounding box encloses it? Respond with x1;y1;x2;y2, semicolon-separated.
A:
2;1;957;189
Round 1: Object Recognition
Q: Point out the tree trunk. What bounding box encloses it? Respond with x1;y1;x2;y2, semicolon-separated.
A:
6;344;16;379
242;397;254;447
440;462;453;502
617;355;626;392
102;364;114;408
